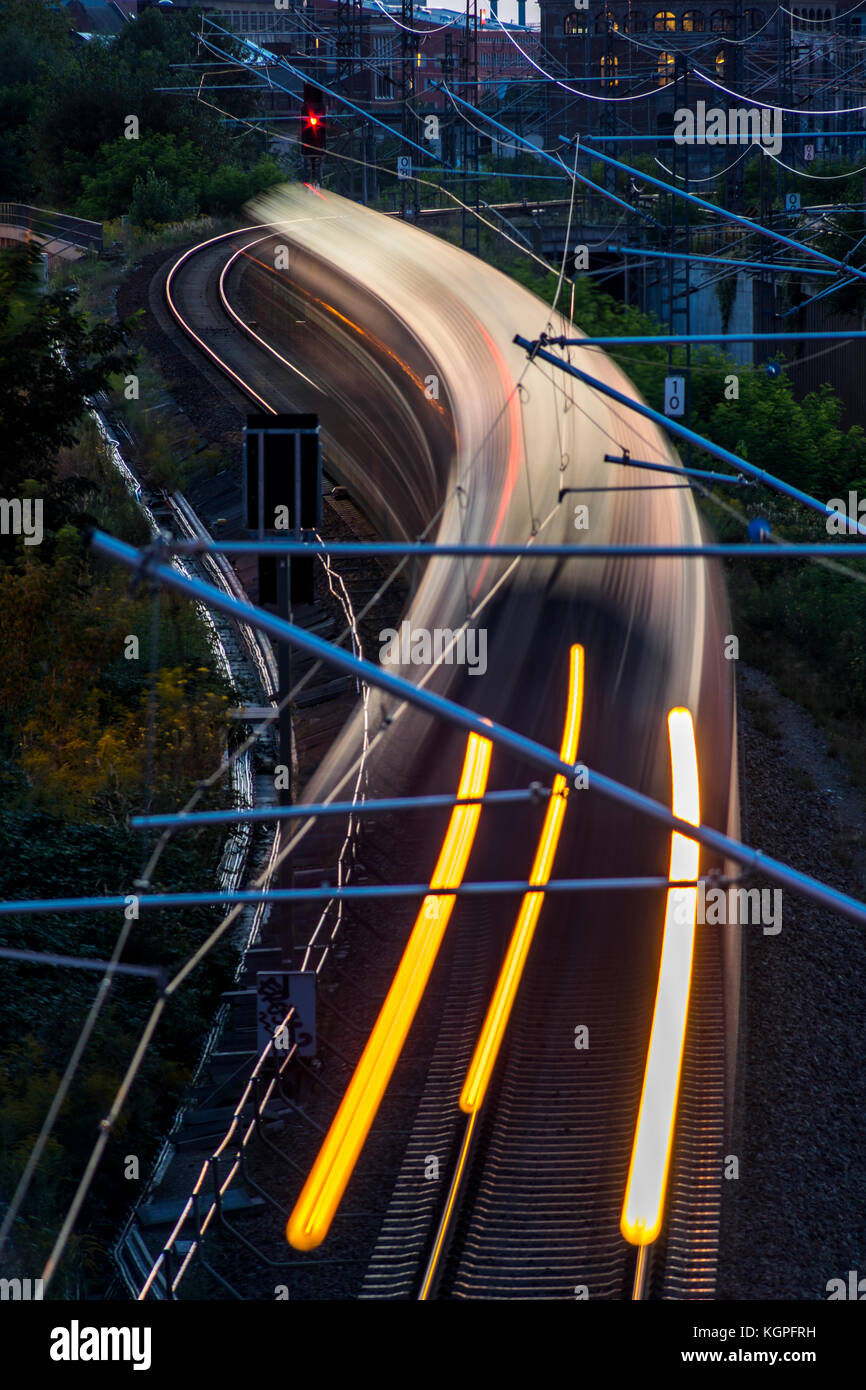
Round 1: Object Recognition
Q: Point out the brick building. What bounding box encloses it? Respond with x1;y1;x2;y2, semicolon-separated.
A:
536;2;866;154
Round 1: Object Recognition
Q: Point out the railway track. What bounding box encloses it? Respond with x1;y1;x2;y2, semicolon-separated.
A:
137;203;738;1301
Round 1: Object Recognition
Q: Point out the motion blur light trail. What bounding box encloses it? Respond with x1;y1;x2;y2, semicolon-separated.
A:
287;733;493;1252
620;709;701;1247
460;643;585;1114
156;185;742;1292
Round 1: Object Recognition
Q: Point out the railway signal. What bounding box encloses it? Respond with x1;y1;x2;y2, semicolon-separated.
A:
302;84;327;180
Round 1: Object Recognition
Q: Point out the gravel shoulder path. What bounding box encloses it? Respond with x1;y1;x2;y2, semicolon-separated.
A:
717;662;866;1301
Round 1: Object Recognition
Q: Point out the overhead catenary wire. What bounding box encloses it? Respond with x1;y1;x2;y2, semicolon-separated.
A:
15;0;866;1289
21;217;556;1289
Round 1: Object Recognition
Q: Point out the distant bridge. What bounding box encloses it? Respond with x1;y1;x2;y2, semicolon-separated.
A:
0;203;103;261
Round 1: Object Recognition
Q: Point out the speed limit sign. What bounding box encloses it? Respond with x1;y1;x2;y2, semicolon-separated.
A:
804;143;815;162
664;375;685;417
397;155;412;180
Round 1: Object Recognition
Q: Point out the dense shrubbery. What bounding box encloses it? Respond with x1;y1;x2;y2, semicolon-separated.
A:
0;0;284;226
0;223;241;1290
0;421;240;1289
0;242;138;495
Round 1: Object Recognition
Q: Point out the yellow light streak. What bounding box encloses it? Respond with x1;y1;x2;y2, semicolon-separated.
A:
287;732;492;1251
620;707;701;1246
459;645;585;1114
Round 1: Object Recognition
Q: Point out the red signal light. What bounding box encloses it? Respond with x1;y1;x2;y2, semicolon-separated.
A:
302;84;326;157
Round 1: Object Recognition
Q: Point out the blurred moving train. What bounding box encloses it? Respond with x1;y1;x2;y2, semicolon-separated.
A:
231;185;741;1289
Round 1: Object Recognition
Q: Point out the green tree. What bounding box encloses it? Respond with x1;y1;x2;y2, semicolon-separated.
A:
129;167;198;230
201;154;285;216
30;6;259;208
0;243;138;493
75;133;205;223
0;1;71;198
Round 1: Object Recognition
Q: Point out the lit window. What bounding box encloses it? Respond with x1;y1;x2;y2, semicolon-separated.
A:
564;12;588;34
657;49;676;83
715;48;726;74
601;54;620;86
711;9;734;30
653;10;676;30
682;10;705;30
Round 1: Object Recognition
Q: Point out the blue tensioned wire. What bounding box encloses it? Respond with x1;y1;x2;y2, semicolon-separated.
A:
600;454;752;485
777;274;861;317
582;130;866;141
607;244;839;277
434;85;866;283
548;160;660;225
560;132;866;284
198;21;444;167
514;337;866;535
131;787;548;830
0;877;732;916
158;541;866;557
547;330;866;347
86;529;866;928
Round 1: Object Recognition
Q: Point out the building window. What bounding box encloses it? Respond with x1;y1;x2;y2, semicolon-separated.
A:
746;8;765;29
657;49;676;82
715;48;726;74
596;10;620;32
653;10;676;29
711;10;734;30
564;12;588;34
682;9;705;29
631;11;647;30
601;54;620;85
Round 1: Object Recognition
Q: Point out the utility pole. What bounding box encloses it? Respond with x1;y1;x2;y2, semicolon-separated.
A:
401;0;414;219
442;30;454;171
336;0;358;198
460;0;480;254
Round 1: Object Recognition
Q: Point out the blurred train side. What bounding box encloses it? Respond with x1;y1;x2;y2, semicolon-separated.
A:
241;186;741;1092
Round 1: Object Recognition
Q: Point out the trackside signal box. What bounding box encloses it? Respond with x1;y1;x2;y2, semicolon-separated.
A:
244;414;322;606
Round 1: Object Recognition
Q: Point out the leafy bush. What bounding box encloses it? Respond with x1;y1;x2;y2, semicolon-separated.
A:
129;167;198;230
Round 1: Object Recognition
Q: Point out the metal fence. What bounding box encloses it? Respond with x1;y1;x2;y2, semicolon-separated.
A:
0;202;103;253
